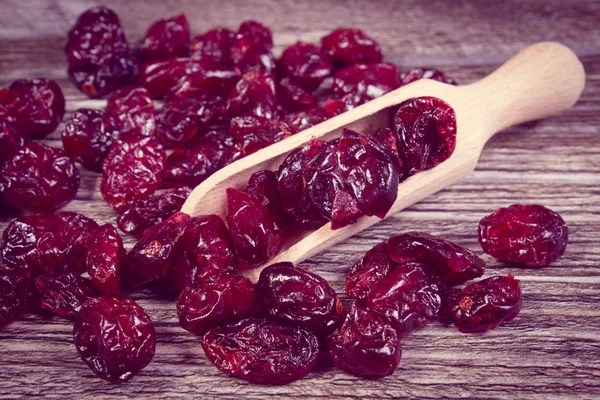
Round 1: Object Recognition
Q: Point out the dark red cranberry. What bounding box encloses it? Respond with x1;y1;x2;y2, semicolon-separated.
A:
332;63;401;105
70;53;138;99
401;68;457;86
0;271;36;327
280;42;333;92
190;28;234;64
449;275;522;333
277;78;318;112
177;273;255;335
60;212;100;275
393;96;457;174
280;107;330;135
322;96;355;116
139;14;190;62
230;114;288;155
36;273;99;320
237;49;277;74
103;86;156;139
247;170;292;235
101;137;166;212
0;143;80;212
257;262;343;336
387;232;485;284
0;122;27;164
372;127;404;174
117;187;191;238
346;242;393;300
231;21;273;64
61;109;112;172
329;302;400;378
73;296;156;383
123;212;191;287
478;204;568;266
86;224;125;295
226;188;284;265
187;63;240;97
226;71;279;118
201;317;319;384
321;28;383;68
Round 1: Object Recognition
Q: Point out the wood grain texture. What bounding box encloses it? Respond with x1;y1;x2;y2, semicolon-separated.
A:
1;0;599;399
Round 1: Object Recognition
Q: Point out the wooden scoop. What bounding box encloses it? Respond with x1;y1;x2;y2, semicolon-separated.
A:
180;42;585;282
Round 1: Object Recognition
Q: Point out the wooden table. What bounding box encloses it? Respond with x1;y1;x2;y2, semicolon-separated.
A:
1;1;599;398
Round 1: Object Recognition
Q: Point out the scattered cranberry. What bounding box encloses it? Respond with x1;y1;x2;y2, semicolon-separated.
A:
36;273;99;320
393;96;457;174
0;122;27;164
177;272;255;335
323;96;354;116
478;204;568;266
190;28;234;64
86;224;125;295
321;28;383;68
201;317;319;384
0;79;65;138
139;14;190;62
277;78;318;112
60;212;100;275
0;271;36;327
280;42;333;92
61;109;112;172
0;143;80;212
73;296;156;382
226;71;279;119
237;49;277;74
401;68;457;86
449;275;522;333
372;127;404;174
346;241;394;300
332;63;401;106
329;302;400;378
231;21;273;65
247;170;292;235
103;86;156;139
280;107;330;135
229;114;287;154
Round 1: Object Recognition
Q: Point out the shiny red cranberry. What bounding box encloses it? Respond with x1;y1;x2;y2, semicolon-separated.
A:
322;96;355;116
201;317;319;384
101;137;166;212
226;71;279;119
103;86;156;139
139;14;190;62
332;63;401;105
247;170;292;235
449;275;522;333
237;49;277;74
277;78;318;112
329;302;400;378
346;241;393;300
402;68;457;86
190;28;234;64
280;107;330;135
60;212;100;275
0;271;36;327
230;113;288;155
36;273;99;319
280;42;333;92
73;296;156;382
226;188;284;265
321;28;383;68
0;143;80;212
231;21;273;64
393;96;457;174
478;204;568;266
61;109;112;172
372;127;404;174
0;122;27;164
177;272;255;335
86;224;125;295
0;79;65;138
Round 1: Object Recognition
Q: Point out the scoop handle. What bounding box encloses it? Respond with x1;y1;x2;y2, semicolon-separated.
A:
470;42;585;141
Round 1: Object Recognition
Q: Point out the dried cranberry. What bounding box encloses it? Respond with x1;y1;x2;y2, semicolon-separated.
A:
187;63;240;97
247;170;292;235
201;317;319;384
123;212;191;287
449;275;522;333
86;224;125;295
280;107;330;135
277;78;318;112
226;71;278;119
321;28;383;68
401;68;457;86
332;63;401;106
478;204;568;266
231;21;273;64
190;28;234;64
177;273;255;335
230;114;288;154
0;143;80;212
139;14;190;62
101;137;165;212
329;302;400;378
60;212;100;275
0;79;65;138
372;127;404;174
73;296;156;382
257;262;343;336
70;54;138;99
237;49;277;74
346;241;393;300
103;86;156;139
226;188;284;265
61;109;112;172
0;122;27;164
36;273;99;320
0;271;36;327
387;232;485;284
280;42;333;92
393;96;457;174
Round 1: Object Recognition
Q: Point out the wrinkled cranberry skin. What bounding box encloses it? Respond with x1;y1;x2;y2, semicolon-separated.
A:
231;21;273;64
104;86;156;139
393;96;457;175
69;53;138;99
346;242;393;300
201;317;319;384
332;63;401;106
177;273;255;335
257;262;343;336
86;224;125;295
62;109;112;172
402;68;457;86
321;28;383;68
226;188;284;265
373;127;404;175
323;96;354;116
36;273;99;320
226;71;279;119
280;107;330;135
0;271;36;327
0;122;27;164
61;212;100;275
247;170;292;235
387;232;485;284
329;302;400;379
237;50;277;74
478;204;568;267
0;79;65;138
139;14;190;62
117;187;191;238
190;28;234;64
277;78;318;112
280;42;333;92
230;114;288;155
0;143;80;212
101;137;166;212
73;296;156;383
450;275;522;333
366;262;443;337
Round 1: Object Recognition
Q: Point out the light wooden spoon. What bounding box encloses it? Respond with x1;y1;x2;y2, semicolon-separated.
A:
180;42;585;282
